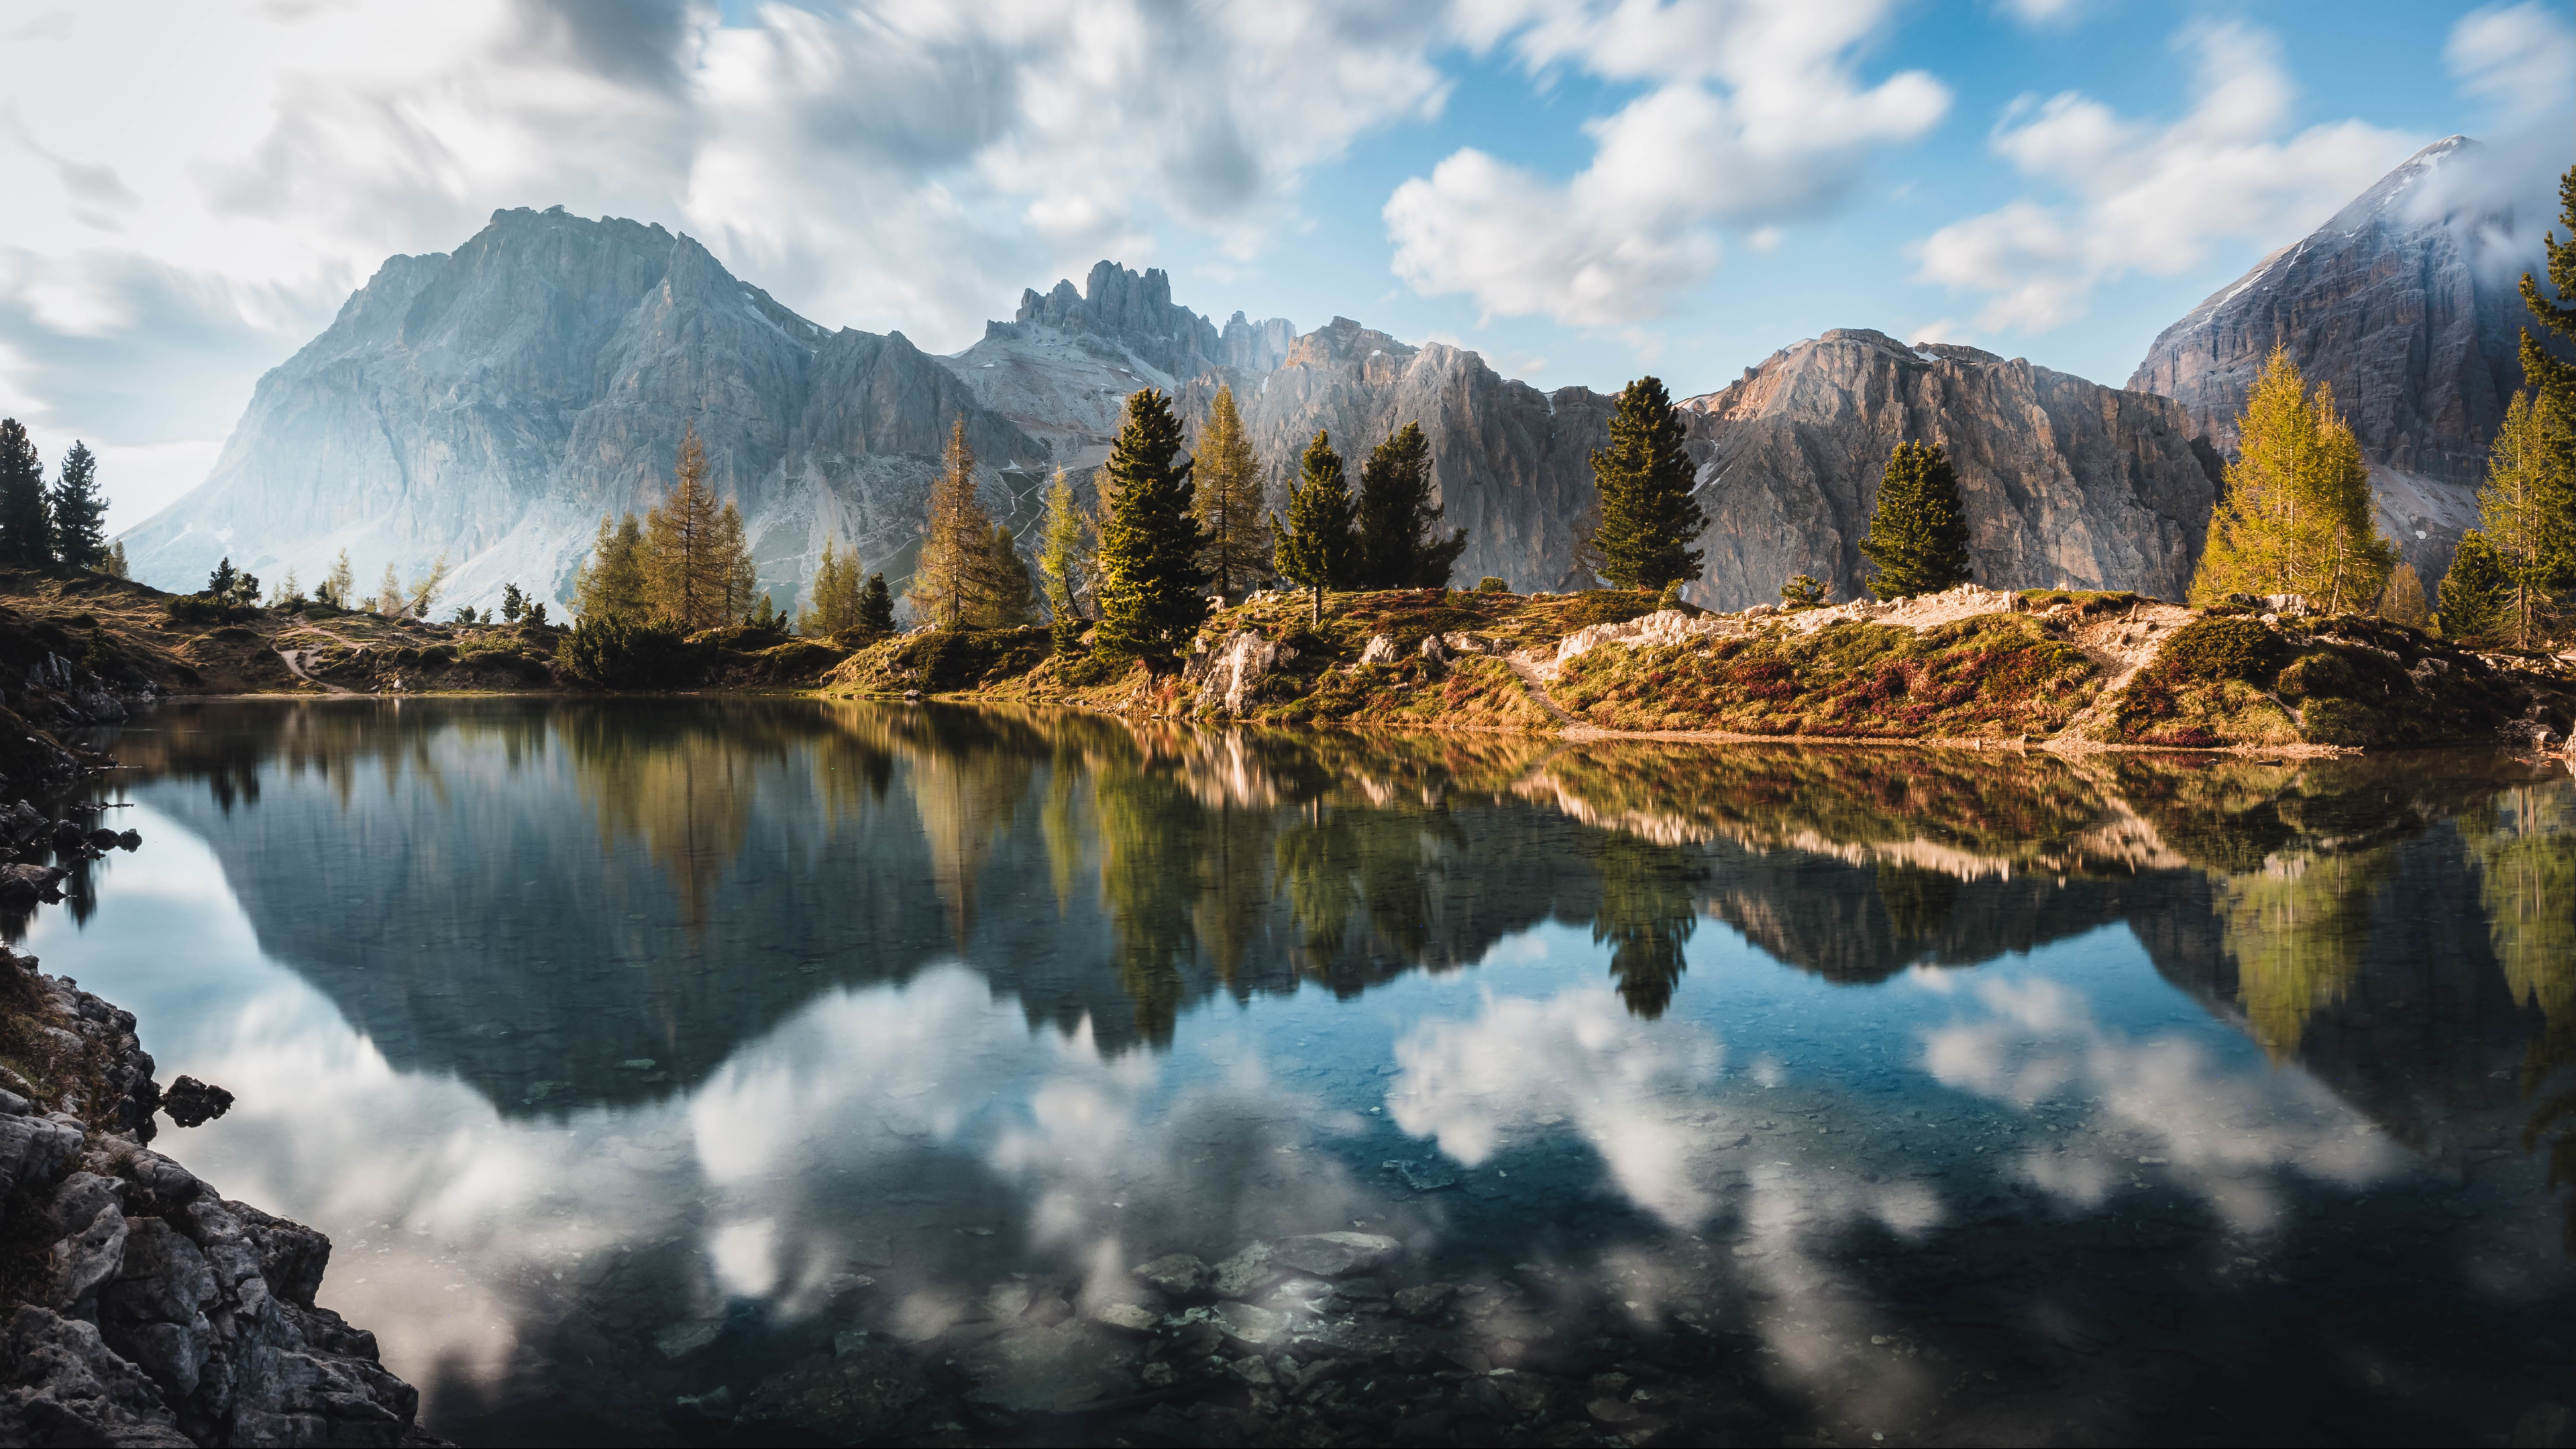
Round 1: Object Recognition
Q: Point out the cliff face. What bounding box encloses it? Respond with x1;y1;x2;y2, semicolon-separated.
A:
2127;136;2563;580
119;207;1042;613
1681;331;2220;608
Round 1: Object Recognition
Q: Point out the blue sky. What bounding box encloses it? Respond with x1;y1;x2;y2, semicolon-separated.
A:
1;0;2569;529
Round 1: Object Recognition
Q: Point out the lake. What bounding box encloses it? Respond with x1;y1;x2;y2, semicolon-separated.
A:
28;698;2576;1446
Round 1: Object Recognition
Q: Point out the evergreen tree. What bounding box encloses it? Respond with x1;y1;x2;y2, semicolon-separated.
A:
1272;429;1356;625
268;567;303;610
718;502;758;621
1036;466;1094;650
2479;390;2565;645
1588;376;1706;590
1354;421;1467;588
1093;388;1208;659
525;600;549;627
2516;161;2576;598
100;540;127;580
910;418;997;629
1191;387;1271;596
857;573;896;635
48;441;107;570
207;557;237;600
1780;574;1828;608
798;537;869;636
1857;441;1974;599
2439;529;2512;639
575;515;649;619
317;549;354;609
2191;346;2396;612
643;425;742;630
500;582;526;623
0;419;48;566
981;523;1038;627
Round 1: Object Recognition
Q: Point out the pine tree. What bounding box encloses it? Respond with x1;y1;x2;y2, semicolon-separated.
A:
2439;529;2512;640
1273;430;1356;625
2516;161;2576;603
2479;390;2565;645
207;557;237;600
1589;377;1706;590
643;425;740;630
1858;441;1974;599
982;523;1038;627
100;541;127;580
575;515;649;619
1093;388;1208;659
1354;421;1467;588
1036;466;1093;649
317;549;354;609
798;537;869;636
48;441;107;570
0;419;50;566
910;419;996;630
500;583;526;623
2190;346;2396;613
1191;387;1271;596
857;573;896;634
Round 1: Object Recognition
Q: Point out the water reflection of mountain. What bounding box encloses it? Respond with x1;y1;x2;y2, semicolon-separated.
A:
112;703;2573;1186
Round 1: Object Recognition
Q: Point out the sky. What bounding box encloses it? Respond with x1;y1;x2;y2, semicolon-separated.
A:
1;0;2571;533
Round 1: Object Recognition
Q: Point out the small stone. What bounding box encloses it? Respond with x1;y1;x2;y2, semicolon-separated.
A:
1270;1231;1405;1278
984;1281;1034;1321
1209;1243;1280;1300
1091;1301;1159;1334
1212;1300;1289;1348
1134;1252;1214;1299
1140;1360;1179;1388
1392;1283;1455;1320
654;1320;723;1360
1588;1396;1642;1424
1226;1356;1275;1387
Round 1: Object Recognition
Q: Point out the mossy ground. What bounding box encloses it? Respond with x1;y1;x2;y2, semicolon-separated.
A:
1555;614;2101;739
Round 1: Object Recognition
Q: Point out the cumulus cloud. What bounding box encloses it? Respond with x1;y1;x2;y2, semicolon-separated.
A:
1385;0;1949;327
0;0;1452;526
1911;22;2419;333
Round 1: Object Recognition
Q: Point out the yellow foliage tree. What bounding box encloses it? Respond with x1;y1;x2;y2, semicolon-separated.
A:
908;419;997;629
643;424;753;630
2191;346;2396;614
2477;390;2562;645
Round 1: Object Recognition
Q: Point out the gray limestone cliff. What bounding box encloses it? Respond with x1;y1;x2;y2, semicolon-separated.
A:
2127;136;2567;580
118;207;1042;614
1682;331;2220;609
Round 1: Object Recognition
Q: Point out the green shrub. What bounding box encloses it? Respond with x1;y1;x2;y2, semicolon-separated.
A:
887;627;1052;690
164;594;255;627
2151;617;2288;685
1474;576;1509;593
555;614;696;688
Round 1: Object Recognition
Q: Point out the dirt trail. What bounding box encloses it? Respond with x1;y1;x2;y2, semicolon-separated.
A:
2047;602;2199;743
274;647;358;694
1505;652;1577;727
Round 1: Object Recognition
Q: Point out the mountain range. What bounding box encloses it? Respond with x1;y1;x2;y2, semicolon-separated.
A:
118;138;2560;614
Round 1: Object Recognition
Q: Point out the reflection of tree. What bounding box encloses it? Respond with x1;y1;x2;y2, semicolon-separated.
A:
895;713;1032;951
1593;835;1702;1018
2216;847;2395;1059
1876;861;1959;943
1272;805;1463;996
564;708;772;931
2462;780;2576;1250
1093;765;1208;1045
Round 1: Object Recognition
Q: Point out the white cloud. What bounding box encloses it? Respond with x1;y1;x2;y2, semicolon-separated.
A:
2446;3;2576;123
1385;0;1949;327
1911;22;2419;332
0;0;1451;494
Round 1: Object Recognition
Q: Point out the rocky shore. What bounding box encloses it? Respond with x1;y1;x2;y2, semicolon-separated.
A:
0;798;434;1448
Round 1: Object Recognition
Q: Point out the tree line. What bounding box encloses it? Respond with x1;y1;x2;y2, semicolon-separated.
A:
0;421;122;577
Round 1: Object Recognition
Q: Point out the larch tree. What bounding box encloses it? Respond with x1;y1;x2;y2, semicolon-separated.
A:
910;418;997;630
1857;441;1974;598
1272;429;1356;625
374;562;403;615
2479;390;2566;645
101;541;128;580
2379;564;2430;629
405;553;451;618
1191;387;1271;597
575;515;649;619
317;549;354;608
1036;466;1094;650
799;537;867;636
48;441;107;570
1354;421;1466;588
981;523;1039;627
0;419;50;566
1092;388;1208;659
2190;346;2395;613
1588;377;1705;590
644;425;743;630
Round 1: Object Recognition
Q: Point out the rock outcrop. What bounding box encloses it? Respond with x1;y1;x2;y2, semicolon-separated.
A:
0;951;431;1446
2127;136;2569;580
1680;331;2220;608
117;207;1044;616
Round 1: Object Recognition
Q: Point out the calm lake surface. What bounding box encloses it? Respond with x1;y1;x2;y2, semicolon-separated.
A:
27;699;2576;1446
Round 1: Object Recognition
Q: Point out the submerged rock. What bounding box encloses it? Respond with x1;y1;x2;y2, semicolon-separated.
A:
1271;1231;1405;1279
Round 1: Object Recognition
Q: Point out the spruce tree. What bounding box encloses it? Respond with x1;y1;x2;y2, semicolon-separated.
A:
2515;161;2576;600
857;573;896;634
48;441;107;570
1858;441;1974;599
2191;346;2395;612
1355;421;1467;588
1094;389;1207;659
500;583;526;623
1589;377;1705;590
1191;387;1270;596
2438;529;2512;640
1273;429;1356;625
0;419;49;566
101;541;128;580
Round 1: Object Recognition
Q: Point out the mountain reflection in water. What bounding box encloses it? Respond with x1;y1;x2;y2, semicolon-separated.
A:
37;698;2576;1446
